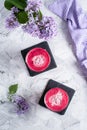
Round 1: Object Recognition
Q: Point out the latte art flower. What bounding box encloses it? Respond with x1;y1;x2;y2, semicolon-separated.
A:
49;91;63;106
32;55;45;67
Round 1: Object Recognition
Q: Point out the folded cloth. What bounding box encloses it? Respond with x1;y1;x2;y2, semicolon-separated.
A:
45;0;87;78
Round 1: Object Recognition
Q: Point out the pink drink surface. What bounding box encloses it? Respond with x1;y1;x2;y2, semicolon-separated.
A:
26;48;51;72
44;88;69;112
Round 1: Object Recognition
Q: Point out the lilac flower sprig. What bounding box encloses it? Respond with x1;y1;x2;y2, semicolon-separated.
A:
11;95;29;114
8;84;29;114
4;0;57;40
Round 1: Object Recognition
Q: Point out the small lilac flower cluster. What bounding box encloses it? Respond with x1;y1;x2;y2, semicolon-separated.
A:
6;7;19;29
5;0;57;40
25;0;41;12
22;16;57;40
38;16;57;39
6;16;19;29
7;84;29;115
12;95;29;114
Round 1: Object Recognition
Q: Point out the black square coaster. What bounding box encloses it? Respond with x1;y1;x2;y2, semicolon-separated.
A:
21;41;57;76
39;79;75;115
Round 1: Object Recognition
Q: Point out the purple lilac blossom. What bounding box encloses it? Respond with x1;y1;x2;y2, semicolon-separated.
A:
5;0;57;39
28;10;36;23
25;0;42;12
46;0;87;77
38;16;57;40
22;16;57;39
5;14;19;29
11;7;19;14
12;95;29;114
22;22;40;36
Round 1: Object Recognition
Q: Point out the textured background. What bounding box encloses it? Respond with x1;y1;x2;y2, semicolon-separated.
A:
0;0;87;130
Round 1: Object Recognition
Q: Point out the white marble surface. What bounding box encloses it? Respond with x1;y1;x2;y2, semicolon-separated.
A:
0;0;87;130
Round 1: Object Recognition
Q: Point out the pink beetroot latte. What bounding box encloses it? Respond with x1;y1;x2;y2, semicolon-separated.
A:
25;48;51;72
44;88;69;112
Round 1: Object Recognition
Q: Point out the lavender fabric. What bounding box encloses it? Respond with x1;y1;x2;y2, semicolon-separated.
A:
47;0;87;77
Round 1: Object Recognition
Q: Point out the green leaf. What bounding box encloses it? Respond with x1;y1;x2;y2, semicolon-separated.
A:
38;10;43;21
33;12;38;20
4;0;14;10
33;12;37;18
9;84;18;95
6;0;27;10
16;11;28;24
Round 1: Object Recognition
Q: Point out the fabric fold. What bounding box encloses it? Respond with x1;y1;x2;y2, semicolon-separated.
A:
46;0;87;77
